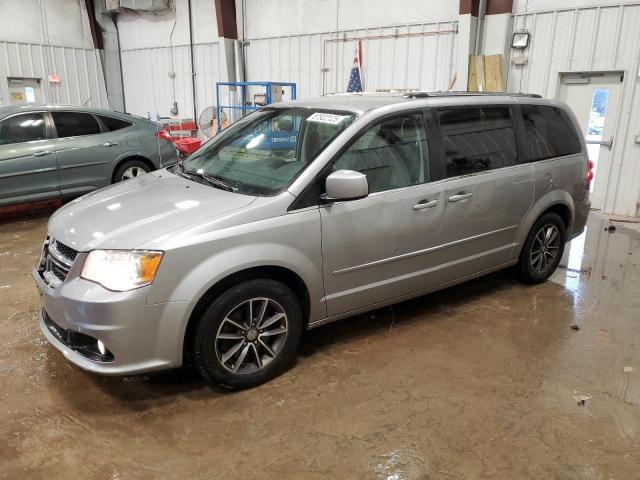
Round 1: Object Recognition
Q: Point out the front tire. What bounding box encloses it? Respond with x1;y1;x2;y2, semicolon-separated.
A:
191;279;303;389
113;160;151;183
518;212;567;284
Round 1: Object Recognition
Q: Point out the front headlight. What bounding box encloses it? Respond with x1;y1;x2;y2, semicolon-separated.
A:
81;250;163;291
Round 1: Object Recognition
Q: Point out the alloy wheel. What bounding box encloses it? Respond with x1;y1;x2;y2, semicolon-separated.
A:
215;297;288;375
530;224;561;274
121;166;146;180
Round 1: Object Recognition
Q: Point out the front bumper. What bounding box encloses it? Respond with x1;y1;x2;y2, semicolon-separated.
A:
32;266;192;375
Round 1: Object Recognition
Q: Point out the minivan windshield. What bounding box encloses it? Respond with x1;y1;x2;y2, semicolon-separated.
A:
179;108;356;195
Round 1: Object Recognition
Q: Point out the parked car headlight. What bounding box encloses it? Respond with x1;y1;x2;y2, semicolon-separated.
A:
81;250;163;291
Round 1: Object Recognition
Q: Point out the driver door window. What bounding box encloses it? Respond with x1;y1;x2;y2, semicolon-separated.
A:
320;111;445;316
0;113;47;145
334;113;429;193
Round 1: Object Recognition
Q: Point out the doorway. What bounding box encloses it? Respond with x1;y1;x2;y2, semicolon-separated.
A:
7;77;43;104
556;72;623;210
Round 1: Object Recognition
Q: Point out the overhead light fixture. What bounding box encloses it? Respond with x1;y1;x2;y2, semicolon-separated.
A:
563;76;590;85
512;32;531;49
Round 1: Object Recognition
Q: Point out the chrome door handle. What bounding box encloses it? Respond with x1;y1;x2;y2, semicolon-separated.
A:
32;150;52;157
413;199;439;210
448;192;473;202
103;142;120;147
585;137;613;148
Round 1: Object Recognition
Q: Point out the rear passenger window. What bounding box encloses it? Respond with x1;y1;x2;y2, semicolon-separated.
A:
97;115;132;132
521;105;582;161
437;107;516;177
333;113;429;194
52;112;101;138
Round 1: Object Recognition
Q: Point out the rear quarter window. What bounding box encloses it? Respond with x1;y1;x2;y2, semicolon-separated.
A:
520;105;582;162
97;115;133;132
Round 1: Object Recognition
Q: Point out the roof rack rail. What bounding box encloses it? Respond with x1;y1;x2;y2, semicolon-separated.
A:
402;91;542;99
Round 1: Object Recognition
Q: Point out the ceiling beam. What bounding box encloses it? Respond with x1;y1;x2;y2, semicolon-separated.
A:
486;0;513;15
84;0;103;49
215;0;238;40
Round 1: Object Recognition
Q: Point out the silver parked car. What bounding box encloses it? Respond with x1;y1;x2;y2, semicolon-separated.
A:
32;92;591;389
0;104;177;207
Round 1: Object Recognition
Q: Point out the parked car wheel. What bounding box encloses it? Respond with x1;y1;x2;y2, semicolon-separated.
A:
518;212;567;284
191;279;304;389
114;160;151;183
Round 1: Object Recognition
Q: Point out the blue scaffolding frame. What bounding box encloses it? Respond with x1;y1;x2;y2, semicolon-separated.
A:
215;81;297;132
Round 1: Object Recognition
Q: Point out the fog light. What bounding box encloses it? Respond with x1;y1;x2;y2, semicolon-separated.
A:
97;340;107;356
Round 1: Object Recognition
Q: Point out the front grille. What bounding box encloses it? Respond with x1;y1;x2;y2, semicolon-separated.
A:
38;236;78;289
49;256;69;281
48;238;78;264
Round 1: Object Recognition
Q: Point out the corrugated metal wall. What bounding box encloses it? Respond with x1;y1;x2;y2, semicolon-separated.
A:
245;21;458;98
508;4;640;217
120;42;224;120
0;41;108;108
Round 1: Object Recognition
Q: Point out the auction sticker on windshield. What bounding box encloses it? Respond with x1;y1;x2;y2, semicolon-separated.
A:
307;112;350;125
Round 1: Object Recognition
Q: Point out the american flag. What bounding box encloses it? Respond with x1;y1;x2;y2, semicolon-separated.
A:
346;40;364;93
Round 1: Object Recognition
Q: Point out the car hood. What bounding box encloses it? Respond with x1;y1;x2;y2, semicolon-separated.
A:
48;170;257;251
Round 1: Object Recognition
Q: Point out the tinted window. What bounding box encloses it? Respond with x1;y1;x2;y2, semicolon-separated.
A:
521;105;582;161
52;112;101;137
334;113;429;193
438;107;516;177
0;113;46;145
97;115;132;132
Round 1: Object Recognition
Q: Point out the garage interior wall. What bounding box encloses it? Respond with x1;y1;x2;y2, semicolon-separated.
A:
0;0;108;108
239;0;460;97
1;0;639;218
116;0;227;120
508;2;640;217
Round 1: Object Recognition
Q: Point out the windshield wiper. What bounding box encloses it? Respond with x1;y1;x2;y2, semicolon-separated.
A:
171;161;236;192
182;168;237;192
172;162;192;180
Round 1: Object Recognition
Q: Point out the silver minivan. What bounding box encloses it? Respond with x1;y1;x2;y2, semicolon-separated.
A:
32;92;591;388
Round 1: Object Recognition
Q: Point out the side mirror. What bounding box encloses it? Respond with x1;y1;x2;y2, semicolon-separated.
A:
321;170;368;202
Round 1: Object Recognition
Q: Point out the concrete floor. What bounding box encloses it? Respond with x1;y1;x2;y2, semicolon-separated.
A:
1;210;639;479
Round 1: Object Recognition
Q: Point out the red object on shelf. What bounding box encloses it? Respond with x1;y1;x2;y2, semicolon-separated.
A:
163;121;197;131
174;137;202;155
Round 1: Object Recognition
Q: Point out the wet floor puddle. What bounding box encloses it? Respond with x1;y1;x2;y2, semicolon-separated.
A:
369;449;427;480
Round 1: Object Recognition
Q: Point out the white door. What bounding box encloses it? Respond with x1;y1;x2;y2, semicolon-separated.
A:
557;73;623;210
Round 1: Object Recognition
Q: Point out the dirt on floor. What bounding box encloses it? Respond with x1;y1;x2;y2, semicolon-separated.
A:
1;209;639;479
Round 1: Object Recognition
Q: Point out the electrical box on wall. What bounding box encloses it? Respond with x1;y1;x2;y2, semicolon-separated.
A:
270;84;283;103
104;0;170;13
104;0;120;11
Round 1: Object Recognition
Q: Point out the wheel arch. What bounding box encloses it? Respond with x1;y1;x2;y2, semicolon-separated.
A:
516;190;575;256
111;154;155;183
541;203;572;231
182;265;312;364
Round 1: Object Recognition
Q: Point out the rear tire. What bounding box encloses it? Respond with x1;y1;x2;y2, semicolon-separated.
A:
113;159;151;183
191;279;303;389
518;212;567;284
